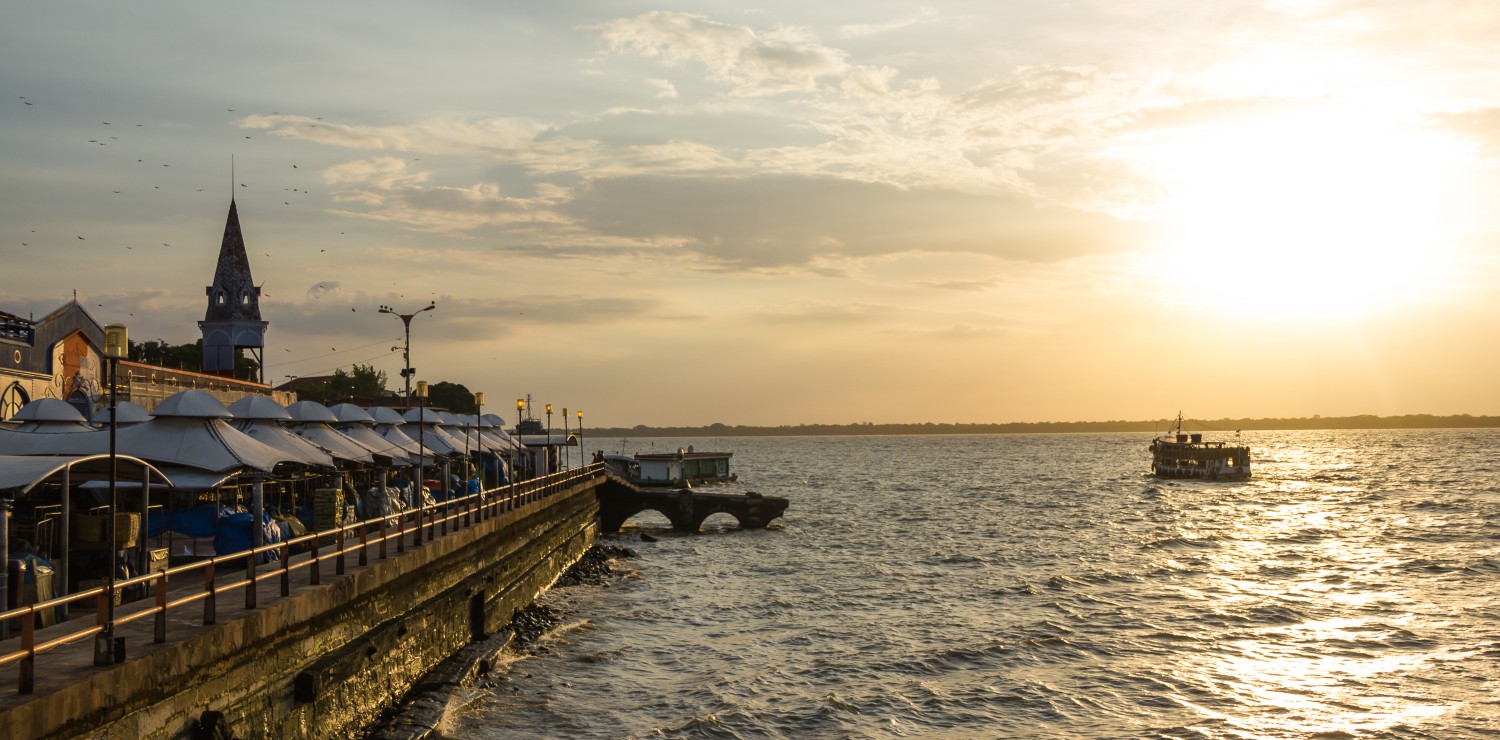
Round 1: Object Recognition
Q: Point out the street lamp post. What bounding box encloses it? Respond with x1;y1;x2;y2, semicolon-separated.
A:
577;410;584;465
545;404;553;475
377;302;435;410
97;323;127;665
415;380;429;543
516;398;525;481
562;407;570;469
474;392;485;487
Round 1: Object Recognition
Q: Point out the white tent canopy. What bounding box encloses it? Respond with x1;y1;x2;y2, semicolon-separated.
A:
0;453;172;494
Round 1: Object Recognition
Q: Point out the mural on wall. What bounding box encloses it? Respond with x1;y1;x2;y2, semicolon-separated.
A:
48;332;102;410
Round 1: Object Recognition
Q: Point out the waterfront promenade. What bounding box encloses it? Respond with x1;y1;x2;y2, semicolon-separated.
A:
0;465;605;739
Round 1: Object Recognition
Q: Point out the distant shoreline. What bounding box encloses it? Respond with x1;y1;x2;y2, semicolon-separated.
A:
582;414;1500;438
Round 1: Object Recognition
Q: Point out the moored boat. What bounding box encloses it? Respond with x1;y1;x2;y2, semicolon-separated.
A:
1149;413;1250;480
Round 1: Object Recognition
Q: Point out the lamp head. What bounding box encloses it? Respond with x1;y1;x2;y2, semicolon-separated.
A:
474;392;484;406
103;324;128;359
415;380;428;398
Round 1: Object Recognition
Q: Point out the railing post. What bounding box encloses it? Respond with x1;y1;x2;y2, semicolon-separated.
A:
19;609;35;694
336;523;346;576
245;548;258;610
381;515;390;559
154;570;168;643
203;562;217;625
281;543;291;596
360;520;370;566
396;509;405;554
310;535;321;587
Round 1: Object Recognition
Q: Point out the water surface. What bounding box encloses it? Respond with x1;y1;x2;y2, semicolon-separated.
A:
449;430;1500;738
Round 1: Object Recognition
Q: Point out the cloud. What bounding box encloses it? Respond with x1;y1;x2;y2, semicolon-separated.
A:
321;158;572;235
305;281;344;301
596;11;851;96
563;174;1147;270
838;7;940;39
646;78;678;99
240;114;547;155
1429;107;1500;156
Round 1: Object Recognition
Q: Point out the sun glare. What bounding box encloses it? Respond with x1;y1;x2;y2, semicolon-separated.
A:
1137;106;1471;321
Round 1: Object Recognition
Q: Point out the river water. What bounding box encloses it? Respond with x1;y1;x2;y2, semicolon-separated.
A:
444;430;1500;739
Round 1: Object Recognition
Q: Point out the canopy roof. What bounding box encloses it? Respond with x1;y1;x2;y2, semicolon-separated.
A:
153;390;233;418
369;421;442;465
335;423;411;466
365;406;407;426
228;395;293;421
287;400;340;424
0;454;172;494
231;418;336;468
0;406;298;473
91;401;152;425
328;403;375;425
11;398;87;423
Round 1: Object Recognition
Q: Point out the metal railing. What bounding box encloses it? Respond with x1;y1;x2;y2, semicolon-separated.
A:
0;463;603;695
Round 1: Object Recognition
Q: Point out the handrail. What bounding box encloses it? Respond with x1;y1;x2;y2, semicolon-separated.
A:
0;463;605;694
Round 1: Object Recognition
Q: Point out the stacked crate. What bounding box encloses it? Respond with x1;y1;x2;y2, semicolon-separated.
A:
313;488;343;545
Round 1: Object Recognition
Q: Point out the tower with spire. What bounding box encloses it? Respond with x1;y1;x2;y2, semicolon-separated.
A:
198;198;268;382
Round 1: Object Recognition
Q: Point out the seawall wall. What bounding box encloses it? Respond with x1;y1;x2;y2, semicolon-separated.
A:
3;477;600;739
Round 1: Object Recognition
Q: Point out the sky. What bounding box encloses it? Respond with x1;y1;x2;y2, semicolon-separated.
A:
3;1;1499;428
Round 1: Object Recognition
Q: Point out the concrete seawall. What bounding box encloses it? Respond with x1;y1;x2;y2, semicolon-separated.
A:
1;477;600;739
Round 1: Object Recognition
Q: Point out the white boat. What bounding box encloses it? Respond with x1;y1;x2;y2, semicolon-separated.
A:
1149;413;1250;481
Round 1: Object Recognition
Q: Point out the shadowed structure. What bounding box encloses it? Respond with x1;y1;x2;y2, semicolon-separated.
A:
199;199;267;382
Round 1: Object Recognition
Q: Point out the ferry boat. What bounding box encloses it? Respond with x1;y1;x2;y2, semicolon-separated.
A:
1149;413;1250;480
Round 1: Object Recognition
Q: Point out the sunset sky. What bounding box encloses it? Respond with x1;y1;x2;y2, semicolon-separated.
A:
3;2;1498;427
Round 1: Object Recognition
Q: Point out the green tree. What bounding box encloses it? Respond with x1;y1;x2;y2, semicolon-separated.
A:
427;381;475;414
128;339;259;381
299;364;388;404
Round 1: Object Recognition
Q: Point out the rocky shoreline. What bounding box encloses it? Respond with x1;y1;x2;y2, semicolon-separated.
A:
363;544;639;739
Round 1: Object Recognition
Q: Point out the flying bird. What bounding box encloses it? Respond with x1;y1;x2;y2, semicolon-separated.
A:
77;236;84;240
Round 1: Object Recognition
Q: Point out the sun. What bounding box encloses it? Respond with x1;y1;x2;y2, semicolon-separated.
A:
1133;105;1471;321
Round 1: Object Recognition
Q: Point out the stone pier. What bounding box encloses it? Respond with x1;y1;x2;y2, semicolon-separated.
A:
0;473;602;739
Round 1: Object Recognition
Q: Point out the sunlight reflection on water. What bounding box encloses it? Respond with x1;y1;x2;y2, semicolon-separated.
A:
439;430;1500;739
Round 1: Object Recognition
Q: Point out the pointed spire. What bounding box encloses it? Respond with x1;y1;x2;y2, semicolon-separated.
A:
204;199;262;322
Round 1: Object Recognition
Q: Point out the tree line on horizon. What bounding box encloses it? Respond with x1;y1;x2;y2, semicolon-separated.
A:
580;414;1500;438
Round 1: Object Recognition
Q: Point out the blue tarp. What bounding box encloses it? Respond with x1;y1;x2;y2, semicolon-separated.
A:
213;512;283;562
148;505;239;538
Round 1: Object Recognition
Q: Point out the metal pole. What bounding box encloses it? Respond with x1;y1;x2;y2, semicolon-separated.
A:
379;302;434;410
0;498;10;641
97;354;118;664
59;466;70;609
